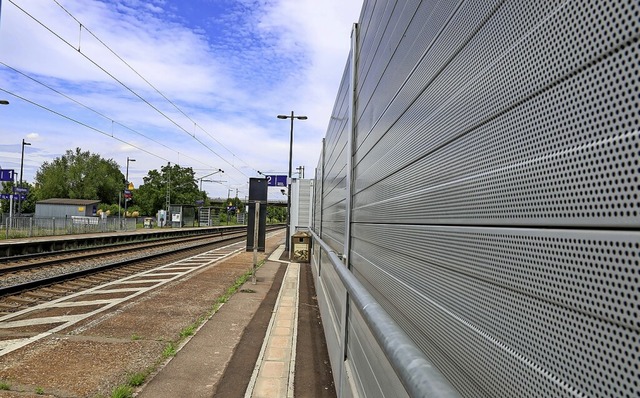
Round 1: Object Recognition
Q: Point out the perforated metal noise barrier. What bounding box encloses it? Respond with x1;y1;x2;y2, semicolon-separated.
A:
313;0;640;397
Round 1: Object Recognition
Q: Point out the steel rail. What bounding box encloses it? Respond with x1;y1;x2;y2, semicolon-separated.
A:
0;225;249;263
0;234;233;275
0;226;280;297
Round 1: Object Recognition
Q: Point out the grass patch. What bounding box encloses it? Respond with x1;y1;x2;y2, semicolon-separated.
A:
162;342;177;358
35;387;45;395
0;381;10;390
179;324;196;339
175;263;264;345
127;372;147;387
111;385;133;398
105;259;266;398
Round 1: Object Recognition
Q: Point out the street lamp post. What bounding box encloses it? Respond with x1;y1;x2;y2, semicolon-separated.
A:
277;111;308;252
18;139;31;215
124;157;135;218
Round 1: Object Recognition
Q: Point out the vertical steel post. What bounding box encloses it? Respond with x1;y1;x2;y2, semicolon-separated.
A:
124;157;135;222
118;191;121;229
318;138;326;275
18;139;30;215
8;177;13;230
125;159;129;219
338;22;358;395
277;112;307;252
252;202;260;284
166;162;171;220
344;24;358;267
285;111;294;252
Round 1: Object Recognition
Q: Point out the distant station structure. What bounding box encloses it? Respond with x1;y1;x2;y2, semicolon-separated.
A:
35;198;100;218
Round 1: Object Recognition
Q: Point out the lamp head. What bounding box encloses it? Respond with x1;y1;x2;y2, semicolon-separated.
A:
277;115;288;119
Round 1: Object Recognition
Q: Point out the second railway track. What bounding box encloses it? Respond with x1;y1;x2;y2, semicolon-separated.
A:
0;228;284;358
0;227;280;313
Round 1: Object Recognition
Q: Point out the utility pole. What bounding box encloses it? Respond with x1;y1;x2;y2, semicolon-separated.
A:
166;162;171;220
124;157;135;219
18;139;31;215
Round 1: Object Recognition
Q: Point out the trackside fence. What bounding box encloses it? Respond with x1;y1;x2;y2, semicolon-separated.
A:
2;216;136;239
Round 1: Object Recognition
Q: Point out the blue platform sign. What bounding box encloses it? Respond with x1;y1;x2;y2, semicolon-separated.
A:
266;175;287;187
0;194;26;200
0;169;14;182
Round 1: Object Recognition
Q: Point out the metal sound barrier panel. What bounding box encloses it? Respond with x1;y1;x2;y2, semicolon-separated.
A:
311;0;640;397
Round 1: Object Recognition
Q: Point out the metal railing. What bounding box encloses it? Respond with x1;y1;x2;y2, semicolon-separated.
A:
310;229;461;398
2;215;136;239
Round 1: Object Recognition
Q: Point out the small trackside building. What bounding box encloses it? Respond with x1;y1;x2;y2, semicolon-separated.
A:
35;198;100;218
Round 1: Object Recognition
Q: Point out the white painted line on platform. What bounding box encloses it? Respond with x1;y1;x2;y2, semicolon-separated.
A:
0;242;247;357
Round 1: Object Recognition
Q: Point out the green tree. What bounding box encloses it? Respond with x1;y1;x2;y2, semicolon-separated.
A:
267;204;286;223
34;148;124;203
0;181;37;214
135;163;200;216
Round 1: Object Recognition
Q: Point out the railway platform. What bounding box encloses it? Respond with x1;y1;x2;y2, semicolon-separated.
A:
137;245;305;398
0;229;334;397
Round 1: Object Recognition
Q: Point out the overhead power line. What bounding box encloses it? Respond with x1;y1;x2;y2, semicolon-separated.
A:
0;61;176;156
6;0;259;181
51;0;261;177
0;87;168;162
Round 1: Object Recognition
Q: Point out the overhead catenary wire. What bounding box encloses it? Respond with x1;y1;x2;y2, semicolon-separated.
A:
0;61;177;157
0;63;233;176
6;0;258;181
0;87;168;162
51;0;262;177
1;87;245;197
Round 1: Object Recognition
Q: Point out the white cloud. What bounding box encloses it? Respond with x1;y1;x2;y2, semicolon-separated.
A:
0;0;363;199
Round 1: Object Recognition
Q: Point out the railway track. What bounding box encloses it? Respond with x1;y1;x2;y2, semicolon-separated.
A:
0;227;279;313
0;230;242;273
0;233;245;288
0;228;284;358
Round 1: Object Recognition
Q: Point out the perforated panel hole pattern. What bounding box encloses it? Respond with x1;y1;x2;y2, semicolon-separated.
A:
316;0;640;397
351;225;640;397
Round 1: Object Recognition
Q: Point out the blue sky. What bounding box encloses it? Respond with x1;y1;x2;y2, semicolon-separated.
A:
0;0;362;199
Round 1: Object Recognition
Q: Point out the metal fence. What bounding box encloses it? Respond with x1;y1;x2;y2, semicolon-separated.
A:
2;215;137;239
